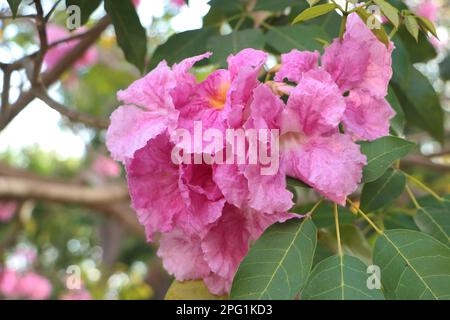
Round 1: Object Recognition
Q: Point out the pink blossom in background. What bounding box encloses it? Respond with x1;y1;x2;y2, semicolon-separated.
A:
0;269;52;300
60;289;92;300
15;272;52;300
171;0;185;7
92;155;121;178
415;0;438;23
0;201;17;222
0;268;20;297
44;24;98;71
132;0;141;7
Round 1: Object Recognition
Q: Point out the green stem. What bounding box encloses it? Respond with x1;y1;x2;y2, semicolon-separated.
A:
333;204;343;256
306;198;323;218
403;172;443;202
347;199;383;234
405;185;421;209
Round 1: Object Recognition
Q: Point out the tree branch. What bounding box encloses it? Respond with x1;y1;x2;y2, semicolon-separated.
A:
0;176;128;205
0;15;111;130
33;88;110;129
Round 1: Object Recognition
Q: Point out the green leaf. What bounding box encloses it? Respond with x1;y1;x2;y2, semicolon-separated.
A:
104;0;147;72
318;225;372;266
7;0;21;18
254;0;299;11
302;255;384;300
439;54;450;81
384;211;419;230
404;15;419;42
386;85;405;136
306;0;321;7
265;25;329;53
230;219;317;300
361;169;406;212
392;67;444;142
207;29;265;66
292;3;337;24
414;207;450;246
359;136;415;183
374;230;450;299
66;0;102;25
416;16;438;38
286;176;311;189
165;280;226;300
397;27;436;63
203;0;243;27
149;28;215;70
308;203;356;229
373;0;399;27
355;7;390;47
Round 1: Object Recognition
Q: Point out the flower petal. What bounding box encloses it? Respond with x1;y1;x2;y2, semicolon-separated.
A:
106;105;175;162
283;69;346;136
275;49;319;83
157;229;211;281
283;134;366;205
343;89;396;141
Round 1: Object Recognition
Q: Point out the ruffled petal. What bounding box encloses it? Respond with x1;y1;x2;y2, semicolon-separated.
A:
283;134;366;205
274;49;319;83
157;229;211;281
106;105;176;162
117;61;177;110
213;163;249;209
172;52;212;106
282;69;346;136
343;89;395;141
323;13;393;97
201;204;250;280
125;133;186;240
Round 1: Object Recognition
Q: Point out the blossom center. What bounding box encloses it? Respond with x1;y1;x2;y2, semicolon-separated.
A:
208;81;230;110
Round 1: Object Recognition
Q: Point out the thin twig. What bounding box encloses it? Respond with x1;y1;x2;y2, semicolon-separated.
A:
32;0;48;85
1;67;12;116
0;15;111;130
32;88;110;129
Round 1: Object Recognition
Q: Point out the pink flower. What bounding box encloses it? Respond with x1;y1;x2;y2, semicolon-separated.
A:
126;133;225;239
92;155;121;178
132;0;141;8
171;0;185;7
16;272;52;300
158;204;293;295
0;269;52;299
279;69;367;205
276;13;395;141
60;289;92;300
107;53;211;163
415;0;438;23
44;24;98;71
0;201;17;222
0;268;20;297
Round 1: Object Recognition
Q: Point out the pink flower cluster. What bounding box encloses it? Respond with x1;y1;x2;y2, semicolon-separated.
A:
106;14;394;295
0;268;52;300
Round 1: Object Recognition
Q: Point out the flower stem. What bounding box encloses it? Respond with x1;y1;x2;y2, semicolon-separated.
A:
306;198;323;218
405;185;421;209
333;204;343;256
347;199;383;234
403;172;443;202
